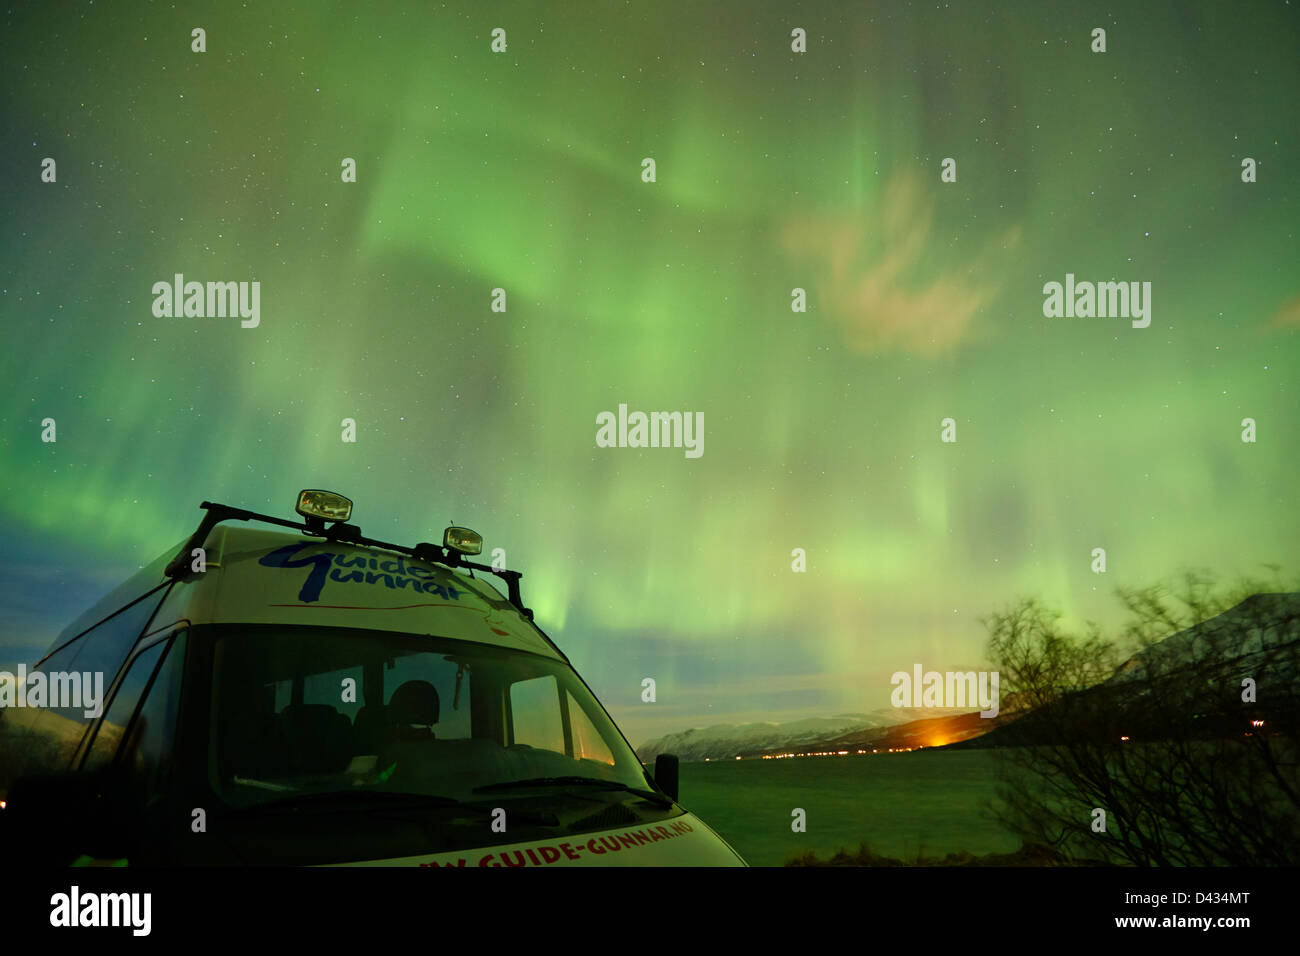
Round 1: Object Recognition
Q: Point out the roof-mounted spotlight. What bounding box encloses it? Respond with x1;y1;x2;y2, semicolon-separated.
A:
443;526;483;556
296;489;353;522
295;489;354;535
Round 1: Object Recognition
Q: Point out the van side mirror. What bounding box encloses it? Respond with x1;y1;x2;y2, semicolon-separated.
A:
653;753;679;802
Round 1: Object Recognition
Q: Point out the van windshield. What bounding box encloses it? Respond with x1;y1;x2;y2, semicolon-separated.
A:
208;625;653;811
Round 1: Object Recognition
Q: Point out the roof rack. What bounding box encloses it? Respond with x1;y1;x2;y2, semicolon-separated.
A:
163;497;535;620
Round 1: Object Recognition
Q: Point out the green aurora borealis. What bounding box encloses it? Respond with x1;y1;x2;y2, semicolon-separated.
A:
2;1;1297;745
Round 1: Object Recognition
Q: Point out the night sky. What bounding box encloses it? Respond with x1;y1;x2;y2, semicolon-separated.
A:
2;1;1296;747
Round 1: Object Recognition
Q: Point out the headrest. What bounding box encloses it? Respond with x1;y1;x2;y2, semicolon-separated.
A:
389;680;440;727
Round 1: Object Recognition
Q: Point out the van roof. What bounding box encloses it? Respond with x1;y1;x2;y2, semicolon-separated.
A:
57;526;562;661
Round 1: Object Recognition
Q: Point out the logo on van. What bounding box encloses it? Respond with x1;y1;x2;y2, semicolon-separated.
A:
259;543;464;605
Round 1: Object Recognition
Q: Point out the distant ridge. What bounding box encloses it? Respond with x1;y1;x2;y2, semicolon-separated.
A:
636;708;969;762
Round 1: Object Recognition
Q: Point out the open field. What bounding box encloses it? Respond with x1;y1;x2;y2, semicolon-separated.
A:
677;749;1020;867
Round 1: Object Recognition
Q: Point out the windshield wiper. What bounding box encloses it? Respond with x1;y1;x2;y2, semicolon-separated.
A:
472;776;674;807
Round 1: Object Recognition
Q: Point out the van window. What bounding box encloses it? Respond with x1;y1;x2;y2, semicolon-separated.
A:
0;591;166;795
0;640;84;788
270;678;292;713
567;690;616;766
116;633;185;801
510;675;564;752
19;592;169;773
82;641;168;774
304;665;364;722
41;589;167;692
209;626;647;813
206;625;680;863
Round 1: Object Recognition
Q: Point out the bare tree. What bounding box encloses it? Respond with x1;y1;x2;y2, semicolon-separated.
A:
983;569;1300;866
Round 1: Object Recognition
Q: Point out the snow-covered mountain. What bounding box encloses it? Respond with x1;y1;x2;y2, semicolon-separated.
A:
636;708;961;762
1105;592;1300;685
